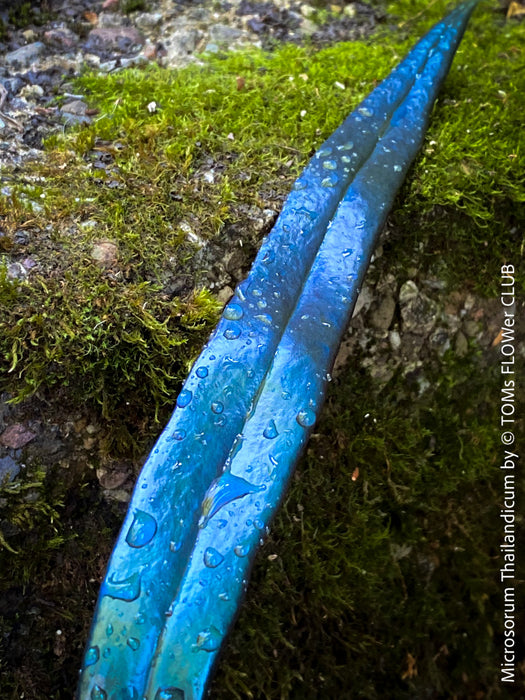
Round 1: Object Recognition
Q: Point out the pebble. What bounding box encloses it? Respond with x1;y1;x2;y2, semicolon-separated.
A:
5;42;46;68
91;240;119;267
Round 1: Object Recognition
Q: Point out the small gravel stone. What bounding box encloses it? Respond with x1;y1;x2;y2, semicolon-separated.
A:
85;27;144;53
5;42;46;68
91;239;119;267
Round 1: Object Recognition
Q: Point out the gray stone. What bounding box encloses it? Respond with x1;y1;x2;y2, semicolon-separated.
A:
61;99;88;116
399;281;438;335
85;27;144;53
165;28;203;64
135;12;163;30
5;42;46;68
209;24;243;43
0;455;20;483
369;293;396;331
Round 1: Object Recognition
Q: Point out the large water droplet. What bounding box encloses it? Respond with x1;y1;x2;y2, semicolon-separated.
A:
322;159;337;170
204;547;224;568
126;510;157;549
211;401;224;414
101;571;141;602
263;420;278;439
90;686;107;700
195;626;222;652
196;366;208;378
177;389;193;408
224;324;241;340
170;429;186;441
127;637;140;651
155;689;185;700
296;408;316;428
84;646;99;667
338;140;354;151
321;174;338;188
224;303;243;321
200;473;264;527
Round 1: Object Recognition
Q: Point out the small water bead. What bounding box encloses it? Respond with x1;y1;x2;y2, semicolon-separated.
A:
204;547;224;568
214;416;226;427
170;540;182;553
292;179;306;190
91;686;107;700
341;155;351;163
224;325;241;340
135;613;146;625
170;429;186;441
218;592;230;601
342;248;354;258
195;626;222;652
176;389;193;408
127;637;140;651
257;299;268;310
234;543;250;557
106;624;113;637
263;420;278;440
155;689;185;700
196;366;208;378
101;571;141;602
223;303;243;321
126;510;157;548
321;174;338;188
211;401;224;415
322;159;337;170
255;313;272;326
103;647;111;659
358;107;373;117
252;287;263;298
393;164;402;172
84;646;99;667
318;146;332;157
338;140;354;151
296;408;316;428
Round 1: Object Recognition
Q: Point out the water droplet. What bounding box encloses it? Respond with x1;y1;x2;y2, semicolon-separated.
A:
261;249;275;264
321;174;338;188
106;624;113;637
393;164;402;172
126;510;157;549
341;155;351;163
170;429;186;441
224;324;241;340
127;637;140;651
255;313;272;326
170;540;181;553
84;646;99;667
177;389;193;408
269;454;278;467
224;303;243;321
114;687;140;700
155;689;185;700
342;248;353;258
281;391;291;400
103;647;111;659
252;287;262;298
195;626;222;652
204;547;224;568
338;140;354;151
196;366;208;378
211;401;224;414
257;299;267;309
254;518;265;530
90;686;107;700
358;107;373;117
218;592;230;601
293;180;306;191
101;571;141;602
200;473;265;526
296;408;316;428
318;146;332;157
214;416;226;427
322;159;337;170
263;420;278;439
234;543;250;558
135;613;145;625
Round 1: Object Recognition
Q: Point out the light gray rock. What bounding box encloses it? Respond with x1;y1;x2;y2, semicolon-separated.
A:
5;42;46;68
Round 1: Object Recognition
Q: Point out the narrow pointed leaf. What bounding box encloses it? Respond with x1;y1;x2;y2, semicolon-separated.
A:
77;3;479;699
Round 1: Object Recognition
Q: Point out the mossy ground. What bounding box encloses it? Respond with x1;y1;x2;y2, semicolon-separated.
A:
0;1;524;697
